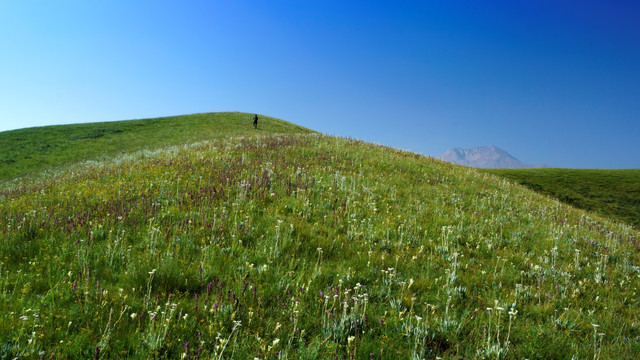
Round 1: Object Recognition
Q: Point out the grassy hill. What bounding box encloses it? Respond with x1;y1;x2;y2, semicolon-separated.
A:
484;168;640;229
1;119;639;358
0;112;314;182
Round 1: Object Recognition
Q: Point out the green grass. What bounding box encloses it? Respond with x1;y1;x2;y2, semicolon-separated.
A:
484;168;640;229
0;112;314;182
1;128;639;359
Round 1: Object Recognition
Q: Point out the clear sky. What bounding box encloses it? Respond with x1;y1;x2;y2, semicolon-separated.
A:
1;1;638;168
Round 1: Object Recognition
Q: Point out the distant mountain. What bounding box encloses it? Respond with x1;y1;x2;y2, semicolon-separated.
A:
438;145;546;168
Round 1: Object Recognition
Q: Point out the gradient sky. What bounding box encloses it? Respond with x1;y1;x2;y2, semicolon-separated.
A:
1;0;638;168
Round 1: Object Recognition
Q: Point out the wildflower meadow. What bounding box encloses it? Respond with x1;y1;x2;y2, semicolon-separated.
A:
1;131;639;358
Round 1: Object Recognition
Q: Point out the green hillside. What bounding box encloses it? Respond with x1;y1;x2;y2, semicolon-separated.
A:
1;125;639;358
484;168;640;229
0;112;313;182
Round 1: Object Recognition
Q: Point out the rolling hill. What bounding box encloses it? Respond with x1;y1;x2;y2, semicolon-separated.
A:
1;113;639;359
485;168;640;229
0;112;314;182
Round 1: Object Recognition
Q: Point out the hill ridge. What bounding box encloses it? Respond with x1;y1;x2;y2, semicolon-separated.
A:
0;112;314;181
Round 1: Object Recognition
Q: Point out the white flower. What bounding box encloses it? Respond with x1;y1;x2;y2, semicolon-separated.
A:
130;313;137;319
348;336;355;345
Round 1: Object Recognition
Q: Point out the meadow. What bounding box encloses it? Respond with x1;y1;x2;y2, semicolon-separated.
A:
1;118;639;358
0;112;313;181
485;168;640;229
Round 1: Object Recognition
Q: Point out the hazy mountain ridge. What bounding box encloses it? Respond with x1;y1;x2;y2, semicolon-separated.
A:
439;145;547;168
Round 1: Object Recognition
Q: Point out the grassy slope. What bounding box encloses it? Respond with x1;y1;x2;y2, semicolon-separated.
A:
1;130;639;359
0;112;314;182
484;168;640;229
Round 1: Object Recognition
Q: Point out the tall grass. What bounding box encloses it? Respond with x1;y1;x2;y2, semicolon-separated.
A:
1;134;639;358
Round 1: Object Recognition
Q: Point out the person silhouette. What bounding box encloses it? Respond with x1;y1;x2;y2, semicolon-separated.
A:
253;114;258;129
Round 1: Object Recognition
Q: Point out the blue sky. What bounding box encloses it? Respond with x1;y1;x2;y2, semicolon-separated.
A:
1;1;638;168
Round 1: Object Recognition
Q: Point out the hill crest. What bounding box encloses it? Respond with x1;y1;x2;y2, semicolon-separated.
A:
0;112;314;182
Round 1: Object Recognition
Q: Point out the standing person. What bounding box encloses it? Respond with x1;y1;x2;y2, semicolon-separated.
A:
253;114;258;129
